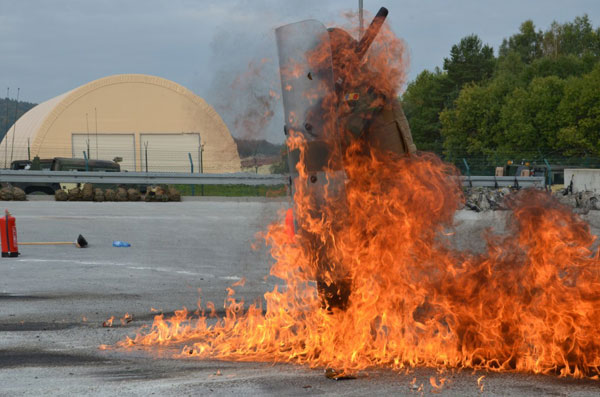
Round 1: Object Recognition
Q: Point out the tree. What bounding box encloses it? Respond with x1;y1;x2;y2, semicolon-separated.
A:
401;68;450;154
0;98;36;141
443;34;496;100
406;15;600;164
499;20;544;63
559;15;599;57
556;64;600;155
523;54;594;81
498;76;566;157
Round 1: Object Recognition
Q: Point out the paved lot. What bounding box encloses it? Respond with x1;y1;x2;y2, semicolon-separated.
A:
1;199;600;396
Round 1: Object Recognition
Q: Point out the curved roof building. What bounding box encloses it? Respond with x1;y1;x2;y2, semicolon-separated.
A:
0;74;241;172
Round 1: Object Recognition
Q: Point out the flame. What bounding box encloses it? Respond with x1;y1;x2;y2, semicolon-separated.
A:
111;14;600;381
103;316;114;328
429;376;446;392
477;375;485;392
120;313;133;326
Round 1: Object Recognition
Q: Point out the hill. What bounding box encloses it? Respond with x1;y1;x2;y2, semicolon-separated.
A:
0;97;37;141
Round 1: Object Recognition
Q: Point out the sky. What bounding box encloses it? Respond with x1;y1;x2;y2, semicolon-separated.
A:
1;0;600;143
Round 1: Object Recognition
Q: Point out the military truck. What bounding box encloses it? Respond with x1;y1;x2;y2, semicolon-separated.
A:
498;160;575;186
9;157;120;194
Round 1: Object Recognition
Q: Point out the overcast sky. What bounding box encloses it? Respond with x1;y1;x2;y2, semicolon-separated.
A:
1;0;599;142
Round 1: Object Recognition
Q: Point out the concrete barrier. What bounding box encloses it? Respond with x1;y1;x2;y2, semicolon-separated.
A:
564;169;600;192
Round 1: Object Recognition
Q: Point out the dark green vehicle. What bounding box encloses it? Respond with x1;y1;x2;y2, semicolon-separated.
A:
9;157;121;194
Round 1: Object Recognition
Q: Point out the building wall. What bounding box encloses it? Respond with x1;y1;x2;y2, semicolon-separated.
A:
564;169;600;192
0;74;241;173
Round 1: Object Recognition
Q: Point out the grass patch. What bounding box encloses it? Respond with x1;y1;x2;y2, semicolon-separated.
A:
173;184;287;197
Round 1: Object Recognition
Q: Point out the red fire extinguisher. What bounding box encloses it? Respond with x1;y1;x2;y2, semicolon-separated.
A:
1;210;19;257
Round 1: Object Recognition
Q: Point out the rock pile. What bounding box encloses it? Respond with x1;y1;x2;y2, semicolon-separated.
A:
554;189;600;214
463;186;600;213
93;188;104;202
463;187;513;212
81;183;94;201
144;185;168;202
54;185;182;202
54;189;68;201
0;186;26;201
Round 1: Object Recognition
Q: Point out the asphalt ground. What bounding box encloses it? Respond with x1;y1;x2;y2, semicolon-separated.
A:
1;199;600;396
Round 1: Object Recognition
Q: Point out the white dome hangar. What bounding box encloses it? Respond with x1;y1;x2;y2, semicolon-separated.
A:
1;74;241;172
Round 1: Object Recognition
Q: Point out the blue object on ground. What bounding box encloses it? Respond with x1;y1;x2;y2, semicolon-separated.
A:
112;240;131;247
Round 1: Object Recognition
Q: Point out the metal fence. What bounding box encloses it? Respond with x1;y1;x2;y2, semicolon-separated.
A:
460;175;545;189
0;170;545;189
0;170;288;186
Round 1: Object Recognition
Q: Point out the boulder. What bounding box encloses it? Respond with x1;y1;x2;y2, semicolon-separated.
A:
167;187;181;202
556;194;577;208
93;188;105;202
68;187;81;201
12;187;26;201
144;186;160;202
477;192;491;211
115;187;128;202
0;187;13;201
104;189;116;201
127;188;141;201
81;183;94;201
55;189;68;201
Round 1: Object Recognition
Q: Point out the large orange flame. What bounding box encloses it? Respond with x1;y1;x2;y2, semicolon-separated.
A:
112;16;600;379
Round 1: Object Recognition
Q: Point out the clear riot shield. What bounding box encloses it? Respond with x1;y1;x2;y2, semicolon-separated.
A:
276;20;345;209
276;20;350;311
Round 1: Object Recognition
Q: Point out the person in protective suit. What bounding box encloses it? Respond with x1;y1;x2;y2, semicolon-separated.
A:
277;8;417;312
327;24;416;159
310;22;416;312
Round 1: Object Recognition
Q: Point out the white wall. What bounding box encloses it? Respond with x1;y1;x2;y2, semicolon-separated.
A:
139;133;201;172
72;133;136;171
564;169;600;192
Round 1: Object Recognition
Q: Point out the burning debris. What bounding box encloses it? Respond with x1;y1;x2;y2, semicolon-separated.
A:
120;313;133;326
111;7;600;381
102;316;115;328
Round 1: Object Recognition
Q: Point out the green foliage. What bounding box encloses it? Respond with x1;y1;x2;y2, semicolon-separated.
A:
498;76;566;156
556;63;600;155
440;78;512;162
499;20;544;63
401;69;450;154
404;14;600;172
0;98;37;141
402;34;494;155
173;184;286;197
441;65;600;165
443;34;496;100
555;15;600;57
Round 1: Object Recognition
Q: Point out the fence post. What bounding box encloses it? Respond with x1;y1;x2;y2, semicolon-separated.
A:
543;158;553;186
144;142;148;173
200;143;204;196
188;152;195;196
462;158;472;188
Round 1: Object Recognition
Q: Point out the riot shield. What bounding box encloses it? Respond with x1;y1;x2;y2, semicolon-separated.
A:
276;20;350;311
276;20;345;208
